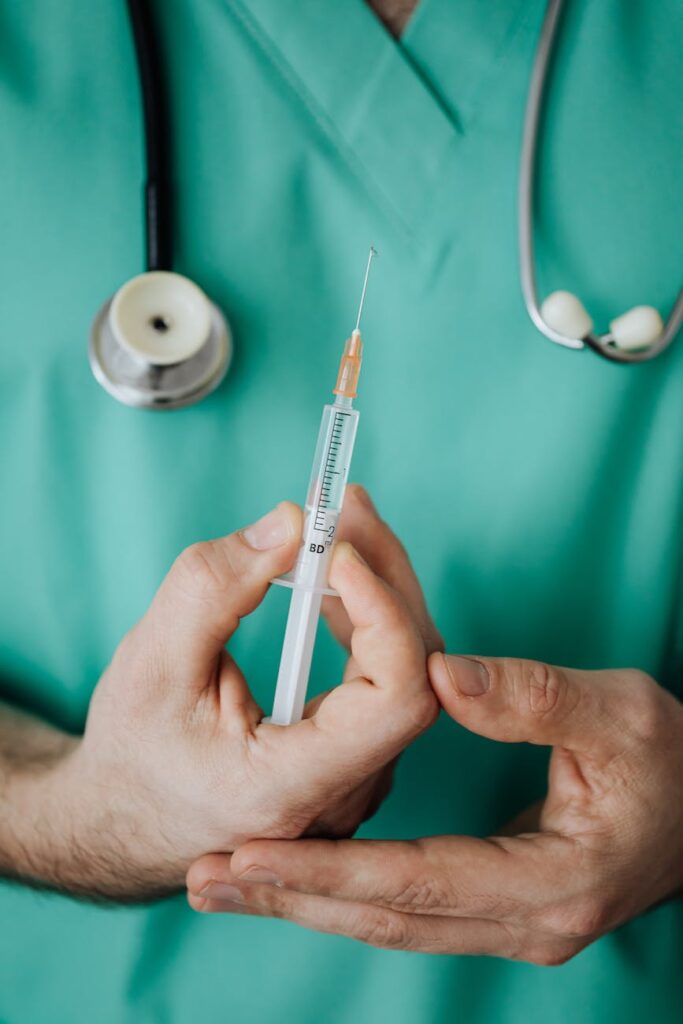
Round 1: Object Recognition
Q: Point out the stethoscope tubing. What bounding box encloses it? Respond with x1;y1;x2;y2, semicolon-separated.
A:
126;0;173;272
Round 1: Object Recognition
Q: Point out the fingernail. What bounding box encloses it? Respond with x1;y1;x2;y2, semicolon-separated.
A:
198;882;245;902
237;866;283;886
242;505;293;550
443;655;490;696
201;899;245;914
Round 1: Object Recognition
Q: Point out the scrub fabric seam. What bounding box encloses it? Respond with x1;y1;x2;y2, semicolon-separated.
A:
410;1;542;241
459;2;541;136
226;0;421;244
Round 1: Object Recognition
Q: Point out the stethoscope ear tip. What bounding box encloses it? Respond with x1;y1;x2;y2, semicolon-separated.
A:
540;290;664;355
89;271;232;409
540;290;593;342
608;306;664;352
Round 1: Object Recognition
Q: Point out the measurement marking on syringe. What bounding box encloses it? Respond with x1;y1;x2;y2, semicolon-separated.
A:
313;412;350;532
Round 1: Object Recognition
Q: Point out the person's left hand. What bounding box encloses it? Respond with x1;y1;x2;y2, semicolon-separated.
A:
187;654;683;965
291;485;444;839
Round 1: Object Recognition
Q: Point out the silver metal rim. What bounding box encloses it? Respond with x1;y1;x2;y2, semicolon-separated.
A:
89;294;232;410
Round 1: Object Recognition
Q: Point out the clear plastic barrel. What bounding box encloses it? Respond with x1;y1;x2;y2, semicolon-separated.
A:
275;401;359;596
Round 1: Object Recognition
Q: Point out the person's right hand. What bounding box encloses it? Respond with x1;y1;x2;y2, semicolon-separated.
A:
14;489;438;901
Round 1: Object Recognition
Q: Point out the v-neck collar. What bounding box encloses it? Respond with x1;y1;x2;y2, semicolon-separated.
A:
229;0;531;239
400;0;532;131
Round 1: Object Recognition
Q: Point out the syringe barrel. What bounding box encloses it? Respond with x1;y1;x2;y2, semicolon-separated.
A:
290;401;359;593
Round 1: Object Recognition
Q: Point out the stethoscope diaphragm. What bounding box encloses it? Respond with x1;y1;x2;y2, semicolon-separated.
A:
89;271;232;410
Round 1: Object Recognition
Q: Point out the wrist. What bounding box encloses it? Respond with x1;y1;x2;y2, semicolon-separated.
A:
40;736;187;902
2;729;177;903
1;730;80;888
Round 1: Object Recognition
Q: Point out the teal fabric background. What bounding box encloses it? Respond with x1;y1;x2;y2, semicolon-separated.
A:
0;1;681;1021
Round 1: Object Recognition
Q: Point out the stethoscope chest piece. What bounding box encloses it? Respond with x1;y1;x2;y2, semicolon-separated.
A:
89;271;232;409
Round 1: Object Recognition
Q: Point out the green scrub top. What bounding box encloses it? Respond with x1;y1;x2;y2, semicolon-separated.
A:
1;1;682;1021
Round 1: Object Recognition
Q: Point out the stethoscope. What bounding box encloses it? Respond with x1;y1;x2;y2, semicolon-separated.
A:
91;0;683;411
89;0;232;410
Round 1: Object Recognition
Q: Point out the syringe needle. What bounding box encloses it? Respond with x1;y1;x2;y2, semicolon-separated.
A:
355;246;378;332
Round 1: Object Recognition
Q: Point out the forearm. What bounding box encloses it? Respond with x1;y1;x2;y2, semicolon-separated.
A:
0;701;78;888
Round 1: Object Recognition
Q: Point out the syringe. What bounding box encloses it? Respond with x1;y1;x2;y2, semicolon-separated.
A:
269;248;377;725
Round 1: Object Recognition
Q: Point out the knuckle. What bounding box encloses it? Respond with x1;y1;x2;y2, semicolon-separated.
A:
497;922;527;961
174;543;224;595
538;896;611;939
173;540;241;597
358;910;411;950
523;660;571;719
388;873;448;913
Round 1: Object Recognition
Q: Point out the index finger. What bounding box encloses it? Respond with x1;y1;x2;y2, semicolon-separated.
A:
322;485;443;655
228;833;574;925
327;542;430;702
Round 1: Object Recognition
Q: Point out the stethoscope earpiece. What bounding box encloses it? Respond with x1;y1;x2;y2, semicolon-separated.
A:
540;291;593;342
540;290;664;354
609;306;664;352
89;271;232;409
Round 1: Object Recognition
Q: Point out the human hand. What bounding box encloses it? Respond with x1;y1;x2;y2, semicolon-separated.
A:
188;655;683;965
297;486;444;838
14;489;438;901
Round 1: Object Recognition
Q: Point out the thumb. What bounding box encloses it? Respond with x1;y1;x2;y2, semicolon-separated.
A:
428;652;629;756
140;502;302;688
